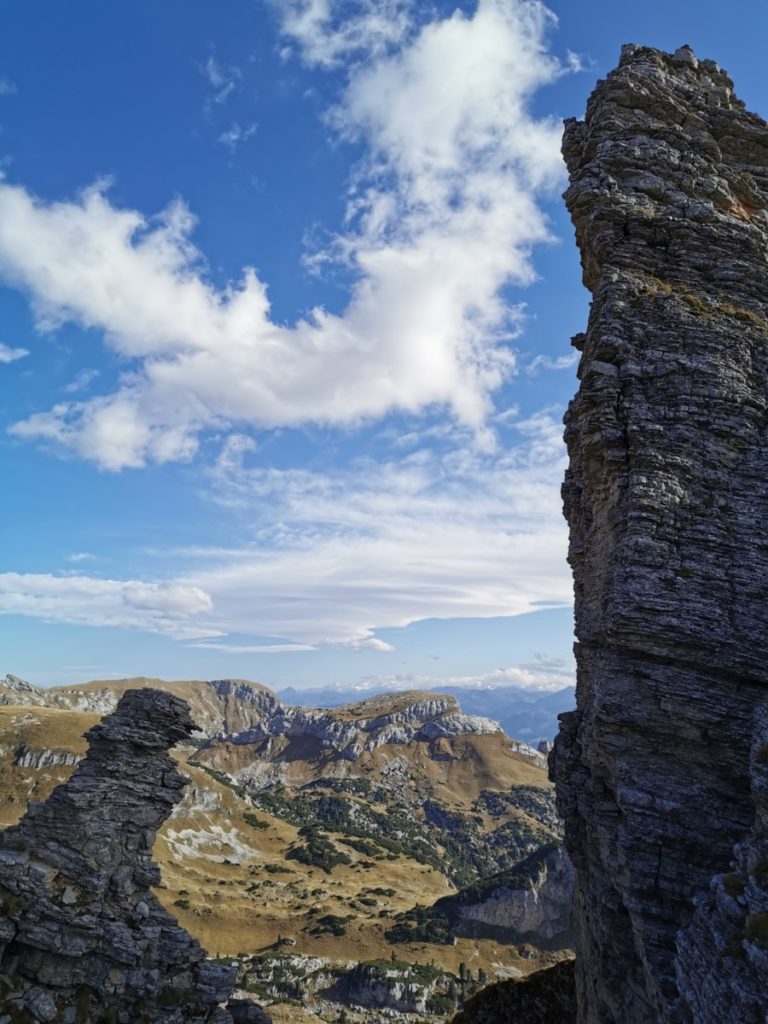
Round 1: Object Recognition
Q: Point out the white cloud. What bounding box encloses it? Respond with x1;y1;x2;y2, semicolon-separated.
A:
218;122;257;151
63;368;99;393
0;410;570;647
274;0;414;68
356;663;574;694
66;552;95;563
0;79;17;97
348;637;395;652
0;341;28;363
525;351;579;375
202;56;241;104
2;0;568;469
176;409;571;646
188;641;316;653
0;573;215;639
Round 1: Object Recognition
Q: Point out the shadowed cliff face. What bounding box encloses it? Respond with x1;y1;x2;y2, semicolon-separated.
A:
552;44;768;1024
0;688;268;1024
451;959;576;1024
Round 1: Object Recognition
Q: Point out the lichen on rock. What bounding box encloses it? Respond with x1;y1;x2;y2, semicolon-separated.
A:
553;43;768;1023
0;687;268;1023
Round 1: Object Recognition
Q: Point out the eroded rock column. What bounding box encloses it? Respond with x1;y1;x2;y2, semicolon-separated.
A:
0;688;266;1023
552;44;768;1023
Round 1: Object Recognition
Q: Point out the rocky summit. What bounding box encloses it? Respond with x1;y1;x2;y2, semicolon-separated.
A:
0;688;267;1024
553;44;768;1023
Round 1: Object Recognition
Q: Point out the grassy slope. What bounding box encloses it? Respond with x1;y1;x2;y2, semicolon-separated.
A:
0;696;558;983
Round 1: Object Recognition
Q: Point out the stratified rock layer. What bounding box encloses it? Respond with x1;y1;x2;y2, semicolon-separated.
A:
432;844;574;945
553;44;768;1023
0;688;266;1023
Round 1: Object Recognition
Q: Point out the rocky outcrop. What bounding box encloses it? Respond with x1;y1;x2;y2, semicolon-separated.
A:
0;676;278;738
219;691;505;762
433;844;574;944
0;688;268;1023
0;678;511;760
553;44;768;1023
451;959;576;1024
0;675;50;707
12;745;81;770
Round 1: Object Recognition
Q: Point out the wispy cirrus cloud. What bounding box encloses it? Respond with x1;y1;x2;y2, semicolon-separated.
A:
0;341;28;363
525;351;579;375
65;551;96;564
1;0;569;469
175;408;570;646
0;409;570;647
189;640;316;654
201;56;241;105
218;121;257;151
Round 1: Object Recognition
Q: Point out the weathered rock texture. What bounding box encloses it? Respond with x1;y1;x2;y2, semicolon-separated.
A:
432;844;574;945
0;688;267;1023
553;44;768;1023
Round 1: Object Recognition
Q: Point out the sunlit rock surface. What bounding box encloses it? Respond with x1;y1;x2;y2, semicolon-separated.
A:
552;43;768;1023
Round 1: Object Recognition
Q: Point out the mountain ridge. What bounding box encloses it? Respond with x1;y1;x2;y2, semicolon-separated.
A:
0;673;574;743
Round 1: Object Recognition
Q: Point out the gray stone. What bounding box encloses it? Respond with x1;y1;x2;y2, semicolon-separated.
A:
0;688;270;1023
553;43;768;1024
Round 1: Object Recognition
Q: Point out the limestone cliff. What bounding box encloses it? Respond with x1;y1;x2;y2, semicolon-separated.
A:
0;688;268;1023
432;844;574;945
553;44;768;1023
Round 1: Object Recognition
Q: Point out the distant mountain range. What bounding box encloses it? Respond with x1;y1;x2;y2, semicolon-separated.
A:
277;683;576;743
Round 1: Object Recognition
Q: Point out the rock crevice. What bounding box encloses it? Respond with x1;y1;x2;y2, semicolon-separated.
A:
553;44;768;1023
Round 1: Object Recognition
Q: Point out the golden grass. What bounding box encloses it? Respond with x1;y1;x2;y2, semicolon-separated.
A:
0;702;557;981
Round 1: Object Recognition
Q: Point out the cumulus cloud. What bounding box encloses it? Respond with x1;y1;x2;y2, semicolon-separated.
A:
0;341;28;363
274;0;414;67
2;0;568;469
0;573;215;639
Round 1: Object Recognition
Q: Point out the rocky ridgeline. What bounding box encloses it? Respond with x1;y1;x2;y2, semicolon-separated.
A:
223;691;509;762
0;675;52;707
0;676;276;737
0;688;268;1024
0;677;524;764
553;45;768;1023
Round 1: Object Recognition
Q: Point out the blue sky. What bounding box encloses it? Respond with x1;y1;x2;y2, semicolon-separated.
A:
0;1;765;690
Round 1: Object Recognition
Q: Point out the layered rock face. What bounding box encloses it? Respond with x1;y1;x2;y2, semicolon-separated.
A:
0;688;266;1023
553;45;768;1023
433;844;574;944
0;676;278;738
225;691;508;761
